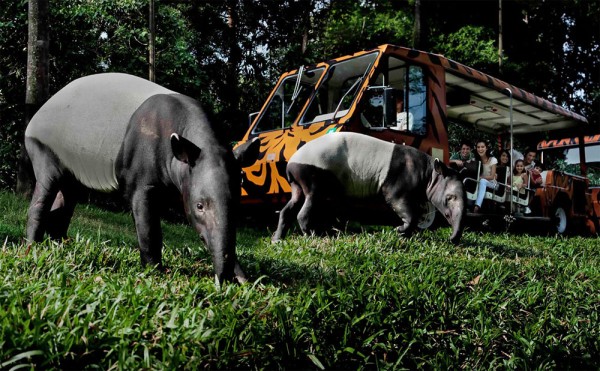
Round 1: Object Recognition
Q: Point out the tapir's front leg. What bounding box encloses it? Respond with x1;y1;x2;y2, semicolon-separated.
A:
130;188;163;269
386;194;417;235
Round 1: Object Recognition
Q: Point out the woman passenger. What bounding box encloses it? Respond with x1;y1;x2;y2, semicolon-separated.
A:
473;140;497;213
498;149;511;169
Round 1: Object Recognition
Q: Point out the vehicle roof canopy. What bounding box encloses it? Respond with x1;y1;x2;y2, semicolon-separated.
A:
538;134;600;150
375;45;588;135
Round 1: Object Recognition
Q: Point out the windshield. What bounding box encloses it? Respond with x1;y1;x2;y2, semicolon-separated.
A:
301;52;379;125
253;67;325;133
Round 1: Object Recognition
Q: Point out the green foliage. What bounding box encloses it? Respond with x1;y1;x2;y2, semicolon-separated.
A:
432;25;498;69
1;191;599;369
318;1;413;57
448;121;497;156
0;1;27;191
48;0;203;93
0;0;27;103
554;159;600;186
0;118;21;190
1;0;597;191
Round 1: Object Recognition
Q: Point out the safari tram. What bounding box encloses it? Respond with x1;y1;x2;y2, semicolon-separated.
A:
234;44;598;236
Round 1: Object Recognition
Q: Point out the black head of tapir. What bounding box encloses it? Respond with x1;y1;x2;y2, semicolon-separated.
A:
427;159;466;244
170;134;261;283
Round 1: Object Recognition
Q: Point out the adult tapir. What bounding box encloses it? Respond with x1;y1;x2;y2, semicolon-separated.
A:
272;132;466;243
25;73;260;283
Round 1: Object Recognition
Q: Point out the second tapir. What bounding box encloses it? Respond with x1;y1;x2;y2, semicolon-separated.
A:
272;132;466;243
25;73;260;283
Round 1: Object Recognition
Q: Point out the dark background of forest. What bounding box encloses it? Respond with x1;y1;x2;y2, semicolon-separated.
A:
1;0;598;191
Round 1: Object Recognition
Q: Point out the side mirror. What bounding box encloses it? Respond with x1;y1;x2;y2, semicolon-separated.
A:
248;112;259;128
383;87;397;127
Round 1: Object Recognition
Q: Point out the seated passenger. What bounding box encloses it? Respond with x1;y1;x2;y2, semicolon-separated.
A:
523;148;538;171
528;162;545;188
498;149;511;169
394;96;413;131
504;139;524;162
496;149;511;187
473;140;497;213
512;159;528;196
450;141;475;171
510;159;529;213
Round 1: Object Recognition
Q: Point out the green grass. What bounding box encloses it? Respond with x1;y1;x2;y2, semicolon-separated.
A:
1;191;598;369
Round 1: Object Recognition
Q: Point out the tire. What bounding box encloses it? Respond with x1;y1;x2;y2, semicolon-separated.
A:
417;201;436;230
553;205;568;235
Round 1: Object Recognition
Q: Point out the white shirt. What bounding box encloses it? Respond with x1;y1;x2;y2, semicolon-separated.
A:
481;156;498;178
395;111;414;131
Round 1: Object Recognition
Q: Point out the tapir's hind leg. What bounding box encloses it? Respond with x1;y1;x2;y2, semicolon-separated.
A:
272;181;305;242
296;176;337;236
27;182;59;242
25;138;64;242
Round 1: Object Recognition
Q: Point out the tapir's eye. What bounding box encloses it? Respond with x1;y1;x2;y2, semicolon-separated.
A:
446;194;456;203
196;203;205;212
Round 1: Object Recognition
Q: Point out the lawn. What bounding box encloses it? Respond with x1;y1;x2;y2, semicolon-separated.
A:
1;191;598;369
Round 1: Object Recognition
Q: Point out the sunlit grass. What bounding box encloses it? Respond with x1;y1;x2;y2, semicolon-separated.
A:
1;191;598;369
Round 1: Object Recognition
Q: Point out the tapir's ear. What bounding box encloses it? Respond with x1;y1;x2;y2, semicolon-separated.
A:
233;137;261;168
171;133;201;166
433;158;448;176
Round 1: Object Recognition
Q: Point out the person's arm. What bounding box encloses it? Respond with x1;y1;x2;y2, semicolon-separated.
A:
520;173;528;188
485;164;497;180
528;169;543;186
483;158;497;180
449;153;463;167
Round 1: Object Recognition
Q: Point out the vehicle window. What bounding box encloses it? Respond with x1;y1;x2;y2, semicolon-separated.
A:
301;52;379;125
360;56;427;136
253;67;325;133
408;66;427;135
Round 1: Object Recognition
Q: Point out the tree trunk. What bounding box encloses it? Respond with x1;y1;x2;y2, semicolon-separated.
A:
149;0;156;82
498;0;503;74
17;0;49;197
412;0;422;49
225;0;241;138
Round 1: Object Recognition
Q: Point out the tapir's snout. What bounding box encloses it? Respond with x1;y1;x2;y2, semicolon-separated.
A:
187;167;246;285
449;224;463;245
196;217;245;284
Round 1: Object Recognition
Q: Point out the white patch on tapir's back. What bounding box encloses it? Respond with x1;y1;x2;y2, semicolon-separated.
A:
290;132;394;197
25;73;174;191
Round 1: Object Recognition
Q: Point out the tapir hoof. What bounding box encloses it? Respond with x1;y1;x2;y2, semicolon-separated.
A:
235;275;248;284
234;262;247;284
450;234;462;245
395;224;414;238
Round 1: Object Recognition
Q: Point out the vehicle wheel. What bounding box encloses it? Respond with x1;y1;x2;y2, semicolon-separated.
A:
417;201;436;230
553;205;568;235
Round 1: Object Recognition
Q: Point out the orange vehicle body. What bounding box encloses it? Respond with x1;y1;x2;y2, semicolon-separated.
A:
235;44;596;234
537;135;600;234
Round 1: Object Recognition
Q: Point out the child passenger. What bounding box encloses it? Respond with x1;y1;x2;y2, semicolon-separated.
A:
529;162;545;187
512;159;528;195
